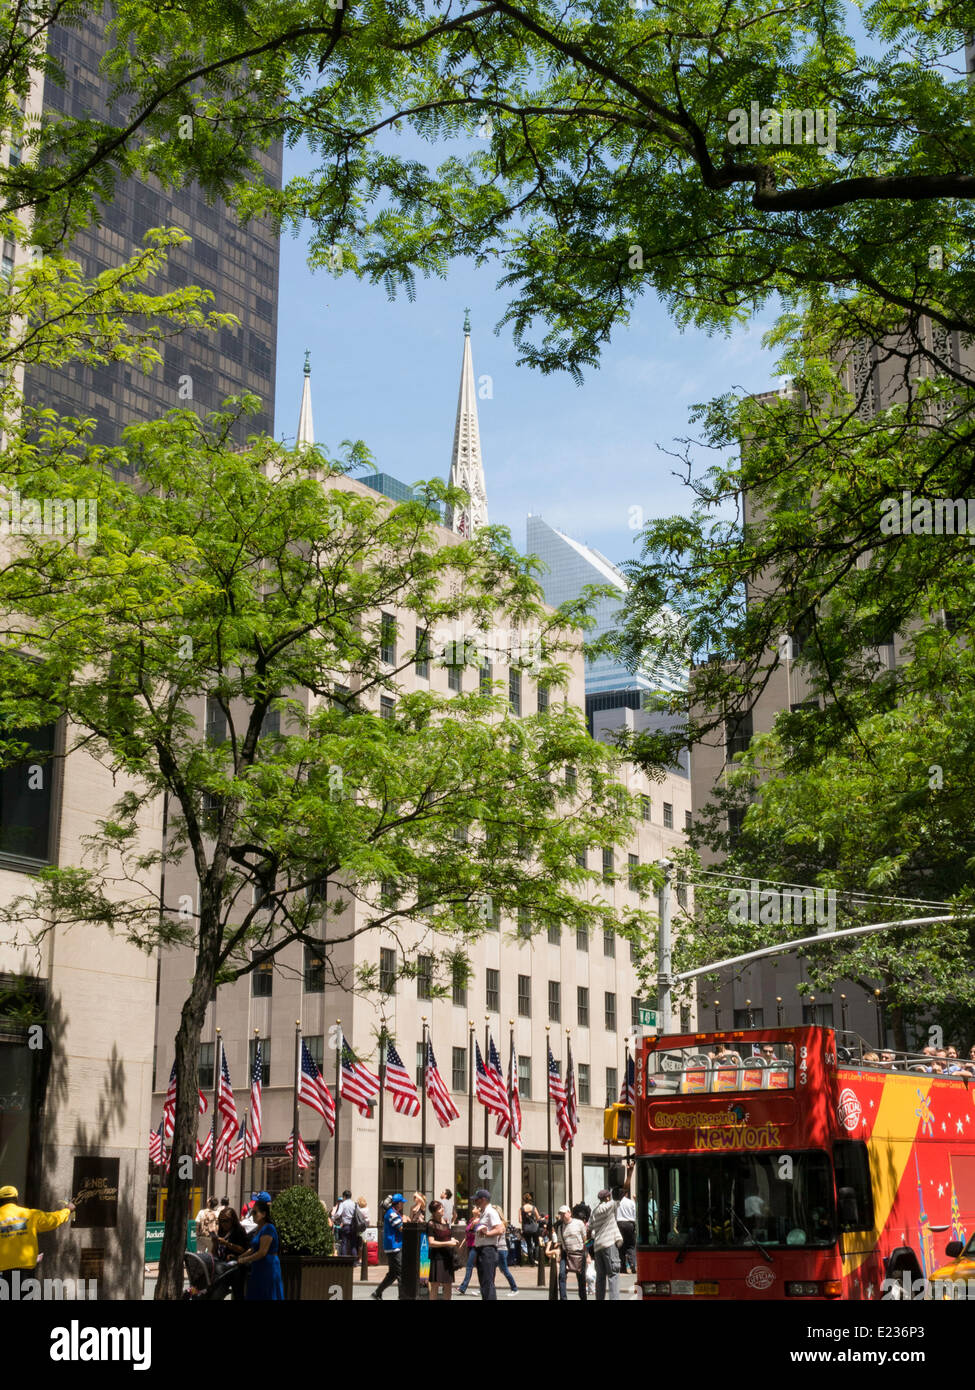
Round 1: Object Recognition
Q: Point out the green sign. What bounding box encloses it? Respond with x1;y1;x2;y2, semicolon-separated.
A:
637;1007;657;1027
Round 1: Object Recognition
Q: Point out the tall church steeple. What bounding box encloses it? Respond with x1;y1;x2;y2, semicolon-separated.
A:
445;311;488;536
296;350;315;449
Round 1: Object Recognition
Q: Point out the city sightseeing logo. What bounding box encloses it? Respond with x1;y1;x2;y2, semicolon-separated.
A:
837;1088;862;1132
746;1266;776;1291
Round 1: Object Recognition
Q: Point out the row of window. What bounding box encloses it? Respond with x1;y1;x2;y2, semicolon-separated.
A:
380;616;548;713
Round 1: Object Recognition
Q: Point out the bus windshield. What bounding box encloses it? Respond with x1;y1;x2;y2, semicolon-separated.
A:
638;1152;836;1250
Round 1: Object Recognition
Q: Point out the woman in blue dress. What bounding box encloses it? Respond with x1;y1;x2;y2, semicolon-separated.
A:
237;1197;285;1300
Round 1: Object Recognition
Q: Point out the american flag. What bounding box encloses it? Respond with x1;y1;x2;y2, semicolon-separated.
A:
162;1060;209;1140
619;1053;636;1107
149;1121;164;1167
547;1042;567;1107
562;1041;579;1150
195;1131;212;1164
496;1044;522;1149
217;1050;238;1128
299;1040;336;1134
475;1038;510;1124
425;1039;460;1128
245;1043;263;1156
384;1041;421;1117
286;1129;312;1169
229;1116;247;1171
340;1038;380;1116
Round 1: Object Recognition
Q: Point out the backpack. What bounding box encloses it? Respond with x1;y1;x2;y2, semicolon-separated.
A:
354;1204;368;1232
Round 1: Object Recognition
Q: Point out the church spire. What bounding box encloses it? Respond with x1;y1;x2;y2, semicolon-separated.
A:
296;350;314;449
445;311;487;536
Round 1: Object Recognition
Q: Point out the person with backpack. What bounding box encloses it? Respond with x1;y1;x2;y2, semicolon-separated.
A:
331;1189;357;1258
588;1189;623;1300
455;1208;480;1295
520;1192;541;1265
371;1194;404;1300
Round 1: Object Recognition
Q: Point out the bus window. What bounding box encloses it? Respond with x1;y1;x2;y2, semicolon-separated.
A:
833;1140;875;1231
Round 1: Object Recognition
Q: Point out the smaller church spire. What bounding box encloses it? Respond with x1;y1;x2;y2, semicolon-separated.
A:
297;351;314;449
445;313;487;536
463;307;471;335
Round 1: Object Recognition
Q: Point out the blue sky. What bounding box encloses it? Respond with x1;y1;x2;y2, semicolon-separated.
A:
272;164;784;573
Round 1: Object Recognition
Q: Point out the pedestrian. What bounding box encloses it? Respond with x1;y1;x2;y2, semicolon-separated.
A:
520;1191;541;1265
196;1195;220;1250
331;1189;358;1257
557;1204;588;1301
589;1188;623;1300
212;1205;249;1299
353;1195;370;1257
425;1198;459;1300
0;1185;75;1291
371;1194;405;1300
455;1208;479;1295
471;1188;504;1300
439;1188;454;1225
494;1205;519;1297
616;1176;636;1274
236;1197;284;1300
407;1190;426;1223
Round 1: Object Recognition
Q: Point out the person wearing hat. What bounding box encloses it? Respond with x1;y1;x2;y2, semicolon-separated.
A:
241;1190;271;1234
0;1185;75;1289
371;1194;405;1300
471;1188;504;1300
556;1204;588;1301
588;1189;623;1301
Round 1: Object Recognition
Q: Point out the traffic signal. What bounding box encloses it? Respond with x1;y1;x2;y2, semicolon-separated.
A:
603;1103;634;1145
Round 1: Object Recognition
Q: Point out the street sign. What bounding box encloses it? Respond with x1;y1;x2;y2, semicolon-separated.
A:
638;1007;657;1027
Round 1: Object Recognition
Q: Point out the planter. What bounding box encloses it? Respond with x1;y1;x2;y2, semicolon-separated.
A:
279;1253;356;1301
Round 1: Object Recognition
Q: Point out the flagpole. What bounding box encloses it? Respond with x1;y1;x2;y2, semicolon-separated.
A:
377;1026;386;1227
333;1019;342;1207
292;1020;301;1186
545;1026;553;1226
420;1017;428;1198
506;1019;514;1225
483;1016;490;1174
466;1019;474;1212
566;1030;573;1210
250;1027;259;1205
238;1106;249;1213
208;1028;222;1201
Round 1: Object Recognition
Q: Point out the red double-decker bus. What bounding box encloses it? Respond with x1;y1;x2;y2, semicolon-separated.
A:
633;1025;975;1300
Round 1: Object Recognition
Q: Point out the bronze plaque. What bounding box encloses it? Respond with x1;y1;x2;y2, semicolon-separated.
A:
71;1156;120;1228
79;1247;105;1282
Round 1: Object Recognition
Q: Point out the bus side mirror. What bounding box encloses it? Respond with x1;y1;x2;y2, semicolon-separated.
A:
945;1240;963;1260
837;1186;860;1228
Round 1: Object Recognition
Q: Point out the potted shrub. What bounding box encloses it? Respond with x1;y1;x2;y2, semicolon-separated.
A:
273;1187;354;1301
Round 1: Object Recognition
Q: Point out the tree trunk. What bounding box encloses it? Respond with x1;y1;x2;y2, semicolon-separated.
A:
155;906;222;1299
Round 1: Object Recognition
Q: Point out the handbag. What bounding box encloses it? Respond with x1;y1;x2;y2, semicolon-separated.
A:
565;1249;584;1275
522;1209;539;1235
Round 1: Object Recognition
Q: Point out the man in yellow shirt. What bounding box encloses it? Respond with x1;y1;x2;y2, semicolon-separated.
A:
0;1184;74;1285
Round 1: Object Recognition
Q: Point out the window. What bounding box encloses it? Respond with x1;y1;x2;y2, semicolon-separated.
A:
198;1042;215;1090
727;807;746;842
517;975;531;1017
303;945;325;993
452;960;468;1007
631;997;651;1027
547;920;560;945
577;987;589;1028
575;848;586;869
415;627;430;679
605;1068;618;1106
305;1035;324;1070
605;992;617;1031
380;947;397;994
685;810;692;832
482;895;499;931
537;683;549;713
603;929;615;958
508;669;521;715
517;907;531;940
417;954;433;1000
576;925;588;951
380;696;395;721
518;1055;532;1100
833;1141;875;1232
205;697;227;745
380;879;399;909
380;612;397;664
578;1063;590;1106
480;658;492;694
679;1005;691;1033
629;937;637;963
448;659;462;693
0;721;56;862
725;709;753;760
733;1007;765;1028
548;980;561;1022
565;765;577;791
802;1001;834;1027
663;802;673;830
252;956;273;997
628;853;639;891
261;708;280;738
602;848;614;882
249;1036;270;1086
486;968;500;1013
640;794;651;822
416;1043;425;1088
451;1046;467;1092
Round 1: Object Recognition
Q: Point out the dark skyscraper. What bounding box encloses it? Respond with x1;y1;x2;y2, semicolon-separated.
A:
23;15;280;445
